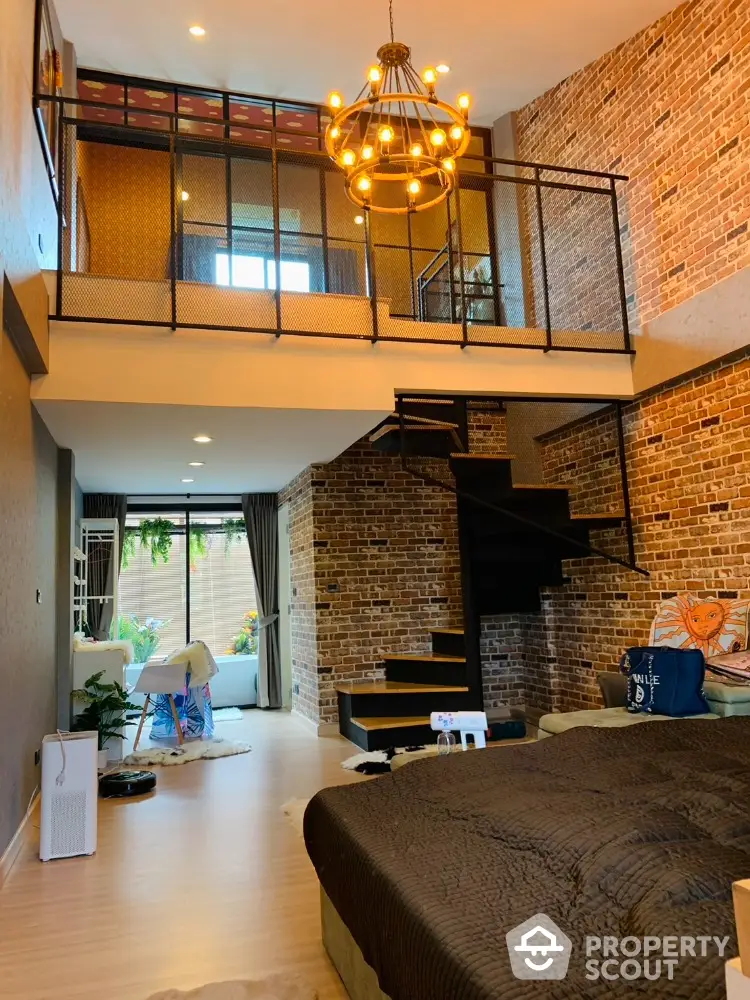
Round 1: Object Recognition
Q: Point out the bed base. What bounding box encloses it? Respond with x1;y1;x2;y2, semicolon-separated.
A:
321;887;392;1000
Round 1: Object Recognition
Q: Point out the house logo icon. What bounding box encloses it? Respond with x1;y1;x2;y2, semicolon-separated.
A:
506;913;572;980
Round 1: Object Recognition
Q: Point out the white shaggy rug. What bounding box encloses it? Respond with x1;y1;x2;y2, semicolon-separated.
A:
281;798;310;837
146;974;316;1000
211;707;243;722
124;738;251;767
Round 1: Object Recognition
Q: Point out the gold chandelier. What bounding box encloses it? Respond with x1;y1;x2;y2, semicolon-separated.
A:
324;0;472;215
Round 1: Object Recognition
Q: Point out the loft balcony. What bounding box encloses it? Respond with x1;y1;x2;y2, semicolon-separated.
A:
43;71;633;356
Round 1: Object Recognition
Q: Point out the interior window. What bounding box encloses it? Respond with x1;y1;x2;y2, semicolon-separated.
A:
215;253;310;292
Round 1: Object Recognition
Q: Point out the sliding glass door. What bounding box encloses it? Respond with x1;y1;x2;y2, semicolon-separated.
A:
118;509;257;665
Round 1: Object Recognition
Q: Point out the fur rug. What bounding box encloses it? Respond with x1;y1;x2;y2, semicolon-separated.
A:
341;745;425;774
146;974;316;1000
124;738;251;767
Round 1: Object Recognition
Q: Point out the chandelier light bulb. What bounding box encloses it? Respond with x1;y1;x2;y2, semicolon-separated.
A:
361;144;374;160
430;128;446;147
422;67;437;85
354;214;365;225
407;178;421;195
442;157;456;172
450;124;463;141
457;93;471;111
357;176;372;193
378;125;395;143
368;66;382;84
330;125;341;140
340;149;356;167
409;142;423;158
328;91;344;109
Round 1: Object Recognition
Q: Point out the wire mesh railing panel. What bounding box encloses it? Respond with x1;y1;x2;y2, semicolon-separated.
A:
60;127;172;323
371;244;415;319
54;108;631;353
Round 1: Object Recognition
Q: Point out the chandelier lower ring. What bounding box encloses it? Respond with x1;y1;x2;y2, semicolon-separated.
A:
344;154;455;214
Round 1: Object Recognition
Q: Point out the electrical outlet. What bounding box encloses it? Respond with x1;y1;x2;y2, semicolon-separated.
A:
293;682;300;696
34;749;40;767
36;589;42;604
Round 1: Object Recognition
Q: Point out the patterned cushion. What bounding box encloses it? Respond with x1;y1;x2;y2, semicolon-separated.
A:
649;593;750;658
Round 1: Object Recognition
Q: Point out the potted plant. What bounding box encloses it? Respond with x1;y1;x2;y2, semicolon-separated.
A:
72;671;140;769
115;614;169;664
225;610;259;655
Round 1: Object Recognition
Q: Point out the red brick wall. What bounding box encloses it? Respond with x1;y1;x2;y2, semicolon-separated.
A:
529;346;750;712
516;0;750;328
278;468;319;722
281;408;509;724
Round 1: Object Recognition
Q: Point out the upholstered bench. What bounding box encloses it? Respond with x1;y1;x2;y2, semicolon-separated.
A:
537;706;719;739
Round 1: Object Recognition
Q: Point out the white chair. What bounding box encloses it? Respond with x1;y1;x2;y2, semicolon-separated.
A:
132;661;189;750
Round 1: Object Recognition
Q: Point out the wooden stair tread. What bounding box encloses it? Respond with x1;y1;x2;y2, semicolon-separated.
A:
382;653;466;663
336;681;469;695
450;452;516;460
369;422;459;443
569;512;624;521
431;627;464;635
512;483;571;490
351;716;432;731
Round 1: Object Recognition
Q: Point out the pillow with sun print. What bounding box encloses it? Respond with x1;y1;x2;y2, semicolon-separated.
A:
649;594;750;658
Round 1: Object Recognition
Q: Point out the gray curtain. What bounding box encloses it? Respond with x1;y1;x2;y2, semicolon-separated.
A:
242;493;281;709
328;247;361;295
181;234;218;283
82;494;127;640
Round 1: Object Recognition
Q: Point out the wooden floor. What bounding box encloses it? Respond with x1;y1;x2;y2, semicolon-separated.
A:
0;710;365;1000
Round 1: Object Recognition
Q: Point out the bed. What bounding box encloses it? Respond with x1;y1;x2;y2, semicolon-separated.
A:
304;717;750;999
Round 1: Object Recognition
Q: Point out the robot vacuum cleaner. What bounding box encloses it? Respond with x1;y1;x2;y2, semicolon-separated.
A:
99;770;157;798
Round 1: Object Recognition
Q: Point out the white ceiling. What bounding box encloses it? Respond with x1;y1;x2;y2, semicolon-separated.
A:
34;401;386;494
57;0;678;121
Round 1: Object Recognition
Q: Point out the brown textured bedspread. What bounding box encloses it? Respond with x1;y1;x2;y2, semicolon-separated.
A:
304;719;750;1000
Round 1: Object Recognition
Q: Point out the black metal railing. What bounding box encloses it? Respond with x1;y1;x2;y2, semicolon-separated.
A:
41;91;633;354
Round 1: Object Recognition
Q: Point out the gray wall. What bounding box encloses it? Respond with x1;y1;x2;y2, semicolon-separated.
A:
0;329;59;856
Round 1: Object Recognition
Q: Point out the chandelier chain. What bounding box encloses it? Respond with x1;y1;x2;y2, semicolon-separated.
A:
389;0;395;42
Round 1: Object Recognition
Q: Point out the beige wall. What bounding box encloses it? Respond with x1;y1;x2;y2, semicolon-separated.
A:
0;0;63;857
0;0;58;364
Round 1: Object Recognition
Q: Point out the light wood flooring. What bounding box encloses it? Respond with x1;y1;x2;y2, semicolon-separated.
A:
0;710;365;1000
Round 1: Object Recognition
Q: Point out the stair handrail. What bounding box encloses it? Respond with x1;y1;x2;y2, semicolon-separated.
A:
395;402;649;578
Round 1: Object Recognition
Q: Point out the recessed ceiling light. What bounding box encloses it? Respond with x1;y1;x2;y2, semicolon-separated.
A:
193;435;212;443
189;25;206;37
436;63;451;74
181;190;190;201
188;461;205;467
181;478;195;484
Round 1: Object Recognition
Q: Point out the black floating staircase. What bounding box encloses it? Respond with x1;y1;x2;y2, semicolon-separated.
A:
337;396;631;751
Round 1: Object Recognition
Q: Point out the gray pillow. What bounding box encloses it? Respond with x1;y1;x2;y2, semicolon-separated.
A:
597;671;628;708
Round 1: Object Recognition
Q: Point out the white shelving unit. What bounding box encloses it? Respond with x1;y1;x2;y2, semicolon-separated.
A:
76;518;120;633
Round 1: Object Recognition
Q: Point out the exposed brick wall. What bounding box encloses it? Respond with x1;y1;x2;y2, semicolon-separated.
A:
278;468;319;722
312;441;463;725
516;0;750;328
480;616;526;708
525;346;750;713
281;409;511;724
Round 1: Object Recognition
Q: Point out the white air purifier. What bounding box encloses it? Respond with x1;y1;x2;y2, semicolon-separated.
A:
40;731;98;862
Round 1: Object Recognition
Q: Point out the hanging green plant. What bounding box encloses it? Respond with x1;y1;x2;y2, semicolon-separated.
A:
189;524;208;571
139;518;175;566
121;528;138;571
222;517;247;555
